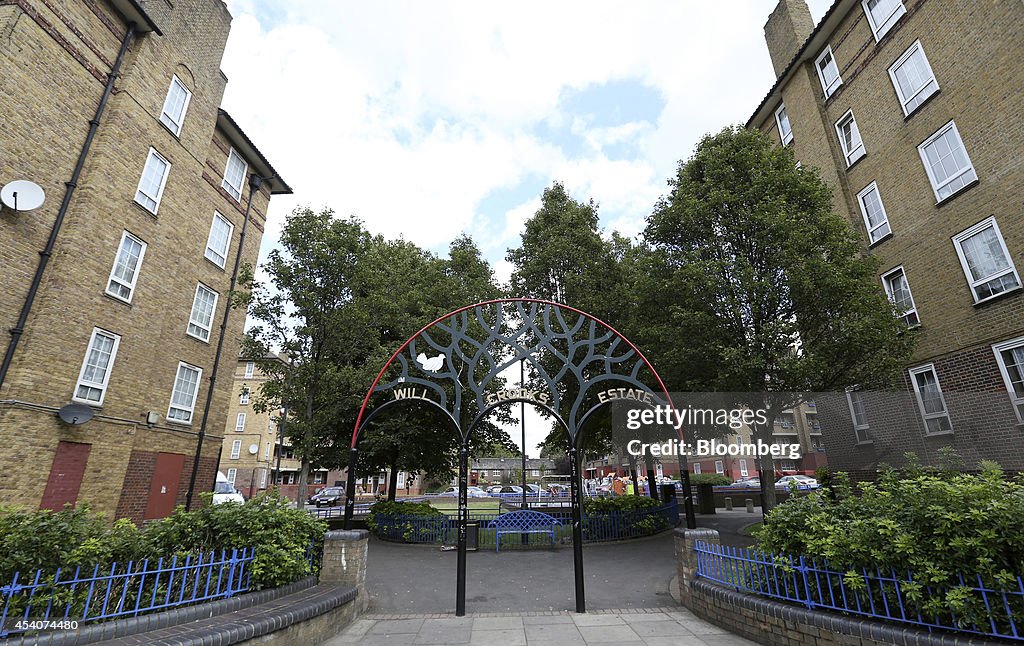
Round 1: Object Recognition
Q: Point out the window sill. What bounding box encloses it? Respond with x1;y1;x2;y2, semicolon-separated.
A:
166;419;192;426
70;397;103;409
923;429;954;438
132;199;159;218
159;120;183;139
903;89;941;121
845;152;867;172
972;285;1022;308
102;291;133;307
204;255;228;272
855;440;874;446
934;178;980;207
867;232;893;248
186;332;212;345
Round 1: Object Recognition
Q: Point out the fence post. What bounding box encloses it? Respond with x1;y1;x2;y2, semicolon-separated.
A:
320;529;370;613
225;549;239;597
797;555;814;609
675;527;720;610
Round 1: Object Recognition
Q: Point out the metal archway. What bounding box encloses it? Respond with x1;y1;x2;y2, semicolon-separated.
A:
343;298;696;616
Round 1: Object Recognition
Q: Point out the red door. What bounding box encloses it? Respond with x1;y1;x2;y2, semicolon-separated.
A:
144;452;185;519
40;441;91;511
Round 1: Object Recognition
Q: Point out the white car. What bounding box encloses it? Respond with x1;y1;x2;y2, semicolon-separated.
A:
438;485;490;498
775;475;818;490
212;472;244;505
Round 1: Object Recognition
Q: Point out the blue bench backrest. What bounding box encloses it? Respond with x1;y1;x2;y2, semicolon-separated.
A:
488;510;561;530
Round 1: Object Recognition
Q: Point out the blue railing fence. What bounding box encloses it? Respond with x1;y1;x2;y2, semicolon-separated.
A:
0;547;255;639
694;540;1024;642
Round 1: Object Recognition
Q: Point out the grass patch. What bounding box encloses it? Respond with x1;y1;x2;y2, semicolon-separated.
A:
428;499;503;515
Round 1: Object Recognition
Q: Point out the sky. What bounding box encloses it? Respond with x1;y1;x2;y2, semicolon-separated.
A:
218;0;833;459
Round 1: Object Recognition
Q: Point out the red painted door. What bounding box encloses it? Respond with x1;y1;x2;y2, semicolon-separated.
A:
144;452;185;519
40;441;91;511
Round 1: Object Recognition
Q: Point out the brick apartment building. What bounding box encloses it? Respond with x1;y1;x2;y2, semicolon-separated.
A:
0;0;290;522
750;0;1024;475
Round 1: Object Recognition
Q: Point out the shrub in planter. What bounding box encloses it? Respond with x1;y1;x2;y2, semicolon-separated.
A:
583;495;667;538
366;500;446;542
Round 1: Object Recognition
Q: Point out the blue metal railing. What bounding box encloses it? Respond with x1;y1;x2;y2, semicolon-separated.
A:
694;540;1024;641
0;548;256;639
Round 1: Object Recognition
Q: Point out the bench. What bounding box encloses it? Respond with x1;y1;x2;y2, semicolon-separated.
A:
487;510;562;552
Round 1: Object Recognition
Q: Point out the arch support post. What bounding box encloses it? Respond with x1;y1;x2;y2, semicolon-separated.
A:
456;441;469;616
343;447;359;530
569;442;586;613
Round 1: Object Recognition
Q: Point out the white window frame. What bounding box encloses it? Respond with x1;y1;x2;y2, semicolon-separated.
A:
993;336;1024;424
888;40;938;116
73;328;121;406
259;469;268;488
230;439;242;459
167;362;203;424
239;388;250;405
952;217;1021;304
856;182;891;245
835;110;866;167
739;459;748;477
264;442;271;460
235;412;246;432
134;148;171;214
245;361;254;378
845;389;872;444
715;460;724;474
187;283;219;343
880;265;920;327
693;463;701;474
105;231;147;303
862;0;906;41
909;363;953;436
815;46;843;97
222;148;247;201
204;212;234;269
159;74;192;136
774;104;793;146
313;471;326;484
918;121;977;203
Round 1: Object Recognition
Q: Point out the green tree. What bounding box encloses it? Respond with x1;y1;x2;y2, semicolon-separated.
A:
643;126;915;510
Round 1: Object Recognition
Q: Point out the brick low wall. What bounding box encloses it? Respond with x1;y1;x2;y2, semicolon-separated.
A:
675;529;1005;646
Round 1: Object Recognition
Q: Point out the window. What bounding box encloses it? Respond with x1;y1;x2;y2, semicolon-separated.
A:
532;469;540;476
239;388;250;405
226;468;237;484
264;442;271;460
993;337;1024;423
909;364;952;435
105;231;147;302
881;266;919;326
835;111;866;167
779;460;797;471
889;40;938;116
259;469;267;488
159;75;192;136
245;361;254;378
230;439;242;459
846;389;872;443
134;148;170;213
73;328;121;405
862;0;906;40
492;470;501;477
693;463;701;474
952;218;1020;303
204;212;234;269
187;284;218;342
918;121;977;202
313;471;325;484
739;459;748;477
774;104;793;145
235;413;246;432
168;362;202;423
856;182;891;244
715;460;724;474
815;46;842;97
222;148;247;201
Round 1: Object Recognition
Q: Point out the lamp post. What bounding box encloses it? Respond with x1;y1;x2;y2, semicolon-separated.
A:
521;358;528;544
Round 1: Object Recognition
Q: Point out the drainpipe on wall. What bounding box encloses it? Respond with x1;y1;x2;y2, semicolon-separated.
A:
184;172;266;509
0;23;137;391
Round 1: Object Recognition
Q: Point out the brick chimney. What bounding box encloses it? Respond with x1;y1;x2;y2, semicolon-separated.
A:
764;0;814;78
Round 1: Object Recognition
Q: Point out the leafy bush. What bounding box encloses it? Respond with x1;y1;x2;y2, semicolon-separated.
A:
366;500;447;542
582;495;668;539
689;473;732;486
583;494;662;513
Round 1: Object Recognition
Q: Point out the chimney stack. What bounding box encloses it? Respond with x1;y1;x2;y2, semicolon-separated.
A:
764;0;814;78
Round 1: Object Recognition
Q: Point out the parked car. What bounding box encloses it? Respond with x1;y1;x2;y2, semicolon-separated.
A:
524;484;550;497
496;485;524;495
437;485;489;498
212;472;244;505
775;475;818;490
486;485;505;494
726;478;761;489
310;486;346;507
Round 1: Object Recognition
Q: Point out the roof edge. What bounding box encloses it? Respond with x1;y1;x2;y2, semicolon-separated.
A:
109;0;162;36
216;109;294;195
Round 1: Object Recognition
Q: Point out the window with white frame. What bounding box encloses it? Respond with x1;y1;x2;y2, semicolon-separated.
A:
159;75;192;136
715;460;724;474
993;337;1024;423
187;283;218;342
779;460;797;471
230;439;242;459
532;469;540;476
835;111;866;167
492;470;501;477
245;361;254;378
313;471;326;484
239;388;250;405
134;148;170;213
264;442;271;460
881;266;919;326
222;148;247;201
226;468;237;484
909;364;952;435
106;231;147;302
775;104;793;145
889;40;938;116
815;46;843;97
259;469;267;488
739;459;748;477
862;0;906;41
168;362;202;423
952;218;1020;303
845;389;872;443
235;412;246;432
693;463;701;474
856;182;891;244
73;328;121;405
918;121;977;202
204;212;233;269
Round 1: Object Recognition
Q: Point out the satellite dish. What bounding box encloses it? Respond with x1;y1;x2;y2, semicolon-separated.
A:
248;444;259;454
57;403;94;425
1;180;45;211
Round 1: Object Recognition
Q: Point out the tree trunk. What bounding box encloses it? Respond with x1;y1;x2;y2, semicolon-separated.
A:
645;458;659;501
297;458;310;510
388;461;399;501
627;453;640;495
756;453;778;513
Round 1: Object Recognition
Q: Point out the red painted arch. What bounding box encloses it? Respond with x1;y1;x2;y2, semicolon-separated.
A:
351;298;677;448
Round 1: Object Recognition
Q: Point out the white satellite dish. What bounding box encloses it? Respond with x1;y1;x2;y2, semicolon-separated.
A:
1;180;45;211
248;444;259;455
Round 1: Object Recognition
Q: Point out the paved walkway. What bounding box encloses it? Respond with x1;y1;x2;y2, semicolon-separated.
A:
324;607;758;645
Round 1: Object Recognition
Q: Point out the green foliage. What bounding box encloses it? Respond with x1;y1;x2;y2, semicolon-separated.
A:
582;495;669;539
583;494;662;513
366;500;446;542
689;473;732;486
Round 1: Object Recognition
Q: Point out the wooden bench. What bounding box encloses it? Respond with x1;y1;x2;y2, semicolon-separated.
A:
487;510;562;552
